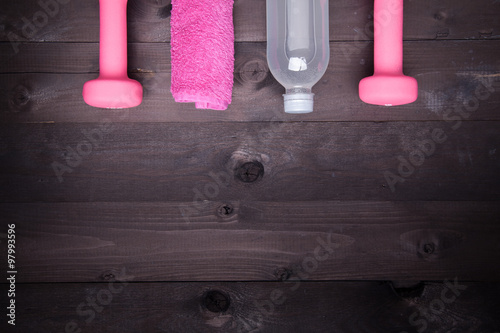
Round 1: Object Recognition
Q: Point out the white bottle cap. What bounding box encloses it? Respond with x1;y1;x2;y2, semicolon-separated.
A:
283;93;314;114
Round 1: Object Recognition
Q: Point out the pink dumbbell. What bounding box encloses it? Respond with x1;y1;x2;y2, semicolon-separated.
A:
359;0;418;106
83;0;142;108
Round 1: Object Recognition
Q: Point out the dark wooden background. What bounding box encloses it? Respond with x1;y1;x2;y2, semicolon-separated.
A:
1;0;500;332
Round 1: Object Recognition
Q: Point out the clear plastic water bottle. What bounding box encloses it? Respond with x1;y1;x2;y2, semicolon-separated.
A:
266;0;330;114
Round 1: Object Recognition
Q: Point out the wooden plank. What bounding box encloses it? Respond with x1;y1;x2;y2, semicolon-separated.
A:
0;122;499;203
0;41;499;122
0;0;499;45
0;1;498;331
1;201;499;282
2;281;499;332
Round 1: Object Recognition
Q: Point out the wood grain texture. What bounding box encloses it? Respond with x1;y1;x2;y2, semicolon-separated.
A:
0;0;499;44
1;201;499;282
1;281;499;332
0;122;499;203
1;41;499;122
1;0;500;330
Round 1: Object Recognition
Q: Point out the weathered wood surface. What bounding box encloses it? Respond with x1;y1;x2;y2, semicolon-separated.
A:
0;122;498;203
1;281;499;332
1;0;499;43
1;201;499;283
0;0;500;331
1;41;499;122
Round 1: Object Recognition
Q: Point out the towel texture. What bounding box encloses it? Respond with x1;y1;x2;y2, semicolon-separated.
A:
170;0;235;110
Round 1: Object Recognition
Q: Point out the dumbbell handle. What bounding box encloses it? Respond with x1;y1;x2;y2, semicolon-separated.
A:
374;0;404;75
99;0;128;78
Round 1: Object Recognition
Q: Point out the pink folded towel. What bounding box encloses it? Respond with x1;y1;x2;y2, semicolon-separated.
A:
170;0;235;110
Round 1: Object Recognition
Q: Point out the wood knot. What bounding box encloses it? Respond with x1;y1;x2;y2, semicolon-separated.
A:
390;281;425;299
158;4;172;19
202;290;230;313
418;241;437;259
226;150;266;183
217;203;234;217
275;267;291;281
239;60;268;83
400;229;465;261
479;29;493;38
9;84;31;112
423;243;435;254
436;29;450;39
235;57;270;90
433;11;447;21
99;272;116;281
235;161;264;183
